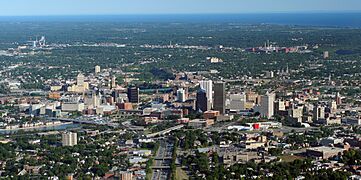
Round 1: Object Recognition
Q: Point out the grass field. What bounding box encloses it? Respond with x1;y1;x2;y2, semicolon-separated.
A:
280;155;305;162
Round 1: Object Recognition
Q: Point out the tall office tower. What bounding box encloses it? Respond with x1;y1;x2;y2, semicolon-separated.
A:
177;88;186;102
260;92;276;119
112;90;119;103
323;51;329;59
68;73;89;93
336;92;342;105
62;132;77;146
196;89;209;112
92;92;100;108
274;100;286;111
313;104;325;122
95;65;101;75
329;100;337;113
77;73;85;86
127;87;139;103
111;76;117;89
214;82;226;114
199;80;213;107
288;105;304;123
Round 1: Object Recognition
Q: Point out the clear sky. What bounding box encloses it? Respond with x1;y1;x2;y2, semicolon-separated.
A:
1;0;361;16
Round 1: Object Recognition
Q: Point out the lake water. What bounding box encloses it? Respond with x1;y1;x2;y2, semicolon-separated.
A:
0;13;361;28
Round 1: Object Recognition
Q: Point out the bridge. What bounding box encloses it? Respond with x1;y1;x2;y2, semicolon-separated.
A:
146;124;184;138
126;126;144;131
154;157;172;160
151;166;170;169
121;121;145;131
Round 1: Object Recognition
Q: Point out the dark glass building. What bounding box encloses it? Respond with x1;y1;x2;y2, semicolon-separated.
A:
196;88;208;112
214;82;226;114
127;87;139;103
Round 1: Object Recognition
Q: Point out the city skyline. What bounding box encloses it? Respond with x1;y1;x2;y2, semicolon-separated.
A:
1;0;361;16
1;0;361;179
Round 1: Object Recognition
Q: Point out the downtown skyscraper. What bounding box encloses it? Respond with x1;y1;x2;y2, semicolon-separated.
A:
199;80;213;108
214;82;226;114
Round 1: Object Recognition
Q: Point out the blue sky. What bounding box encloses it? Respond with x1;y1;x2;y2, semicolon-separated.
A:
1;0;361;16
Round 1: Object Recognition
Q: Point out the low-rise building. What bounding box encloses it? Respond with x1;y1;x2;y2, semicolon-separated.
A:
306;146;346;159
342;117;361;125
188;119;214;128
204;110;220;120
320;137;344;146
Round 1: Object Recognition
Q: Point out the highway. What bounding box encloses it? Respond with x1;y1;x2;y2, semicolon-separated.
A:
147;124;184;138
151;140;174;180
121;120;145;131
47;117;119;128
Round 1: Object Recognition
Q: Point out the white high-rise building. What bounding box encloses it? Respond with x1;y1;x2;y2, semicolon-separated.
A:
68;73;89;93
92;92;101;108
323;51;329;59
275;100;286;111
177;88;186;102
95;65;101;75
111;76;116;88
77;73;85;86
260;92;276;119
199;80;213;107
329;101;337;113
62;132;77;146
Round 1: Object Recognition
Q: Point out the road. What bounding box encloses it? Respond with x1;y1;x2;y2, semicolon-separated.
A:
146;124;184;138
47;117;119;128
121;120;145;131
151;140;174;180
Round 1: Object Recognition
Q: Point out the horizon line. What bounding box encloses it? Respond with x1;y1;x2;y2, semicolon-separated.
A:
1;10;361;17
